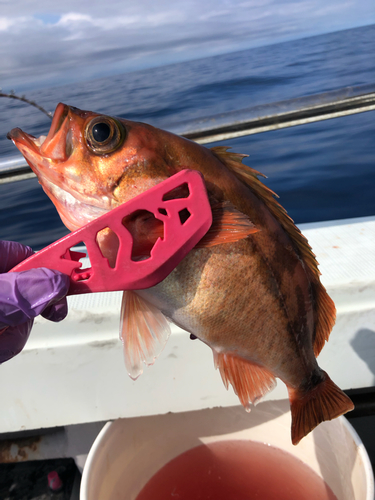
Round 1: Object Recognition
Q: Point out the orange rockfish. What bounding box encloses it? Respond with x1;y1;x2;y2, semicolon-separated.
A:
8;103;353;444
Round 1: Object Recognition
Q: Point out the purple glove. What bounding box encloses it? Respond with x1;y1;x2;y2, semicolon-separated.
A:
0;240;70;363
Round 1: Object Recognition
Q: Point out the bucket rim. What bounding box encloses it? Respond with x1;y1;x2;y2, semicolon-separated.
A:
80;411;374;500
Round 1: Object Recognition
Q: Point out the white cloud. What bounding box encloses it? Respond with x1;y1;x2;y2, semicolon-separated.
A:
0;17;14;31
56;13;93;26
56;12;144;30
0;15;31;31
0;0;373;91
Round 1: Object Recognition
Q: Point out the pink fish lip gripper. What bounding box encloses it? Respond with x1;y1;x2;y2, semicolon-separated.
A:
10;169;212;295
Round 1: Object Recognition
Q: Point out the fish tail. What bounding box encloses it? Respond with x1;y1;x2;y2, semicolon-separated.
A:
288;371;354;445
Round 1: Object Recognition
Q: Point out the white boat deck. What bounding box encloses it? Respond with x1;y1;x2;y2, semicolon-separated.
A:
0;216;374;434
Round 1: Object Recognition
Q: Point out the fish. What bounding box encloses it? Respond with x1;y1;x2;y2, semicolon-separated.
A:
8;103;354;444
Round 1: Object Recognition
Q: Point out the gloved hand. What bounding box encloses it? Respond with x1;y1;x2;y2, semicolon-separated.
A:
0;240;70;363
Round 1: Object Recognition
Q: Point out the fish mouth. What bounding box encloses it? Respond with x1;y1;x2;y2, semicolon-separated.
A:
7;103;74;174
7;103;111;229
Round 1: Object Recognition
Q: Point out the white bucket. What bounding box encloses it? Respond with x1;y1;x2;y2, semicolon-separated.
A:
81;400;374;500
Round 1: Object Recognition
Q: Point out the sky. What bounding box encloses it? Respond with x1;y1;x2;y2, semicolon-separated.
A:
0;0;374;92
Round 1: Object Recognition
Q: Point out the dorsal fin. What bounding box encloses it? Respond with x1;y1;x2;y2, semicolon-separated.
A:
313;285;336;356
210;147;336;356
210;147;321;279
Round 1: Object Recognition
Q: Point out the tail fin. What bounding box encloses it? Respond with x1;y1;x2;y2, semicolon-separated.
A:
288;371;354;445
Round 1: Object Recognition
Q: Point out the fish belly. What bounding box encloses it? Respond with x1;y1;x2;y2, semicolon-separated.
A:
137;238;319;389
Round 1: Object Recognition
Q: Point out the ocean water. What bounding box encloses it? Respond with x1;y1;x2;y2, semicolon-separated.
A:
0;24;374;249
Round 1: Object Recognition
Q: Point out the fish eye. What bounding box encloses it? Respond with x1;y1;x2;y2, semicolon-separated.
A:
85;116;125;154
93;122;111;142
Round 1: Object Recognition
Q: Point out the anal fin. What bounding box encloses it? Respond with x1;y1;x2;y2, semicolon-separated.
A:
196;201;258;248
120;291;171;380
213;351;276;409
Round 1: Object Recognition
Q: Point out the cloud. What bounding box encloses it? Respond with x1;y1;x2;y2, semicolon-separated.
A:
0;0;374;91
0;17;15;31
0;15;31;32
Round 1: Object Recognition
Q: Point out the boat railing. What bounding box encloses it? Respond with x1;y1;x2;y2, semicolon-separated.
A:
1;83;374;184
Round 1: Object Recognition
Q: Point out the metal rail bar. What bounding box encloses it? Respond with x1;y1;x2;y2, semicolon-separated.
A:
171;83;375;143
1;84;374;184
184;92;375;144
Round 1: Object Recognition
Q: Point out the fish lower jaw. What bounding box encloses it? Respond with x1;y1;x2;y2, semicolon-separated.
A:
42;178;109;230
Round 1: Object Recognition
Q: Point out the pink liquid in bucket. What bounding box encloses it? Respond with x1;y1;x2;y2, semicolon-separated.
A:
80;402;374;500
135;440;338;500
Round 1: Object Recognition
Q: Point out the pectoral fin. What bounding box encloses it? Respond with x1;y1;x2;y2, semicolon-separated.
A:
213;350;276;409
120;291;171;380
196;201;258;248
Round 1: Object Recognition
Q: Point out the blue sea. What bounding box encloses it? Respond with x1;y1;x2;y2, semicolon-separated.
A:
0;24;374;250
